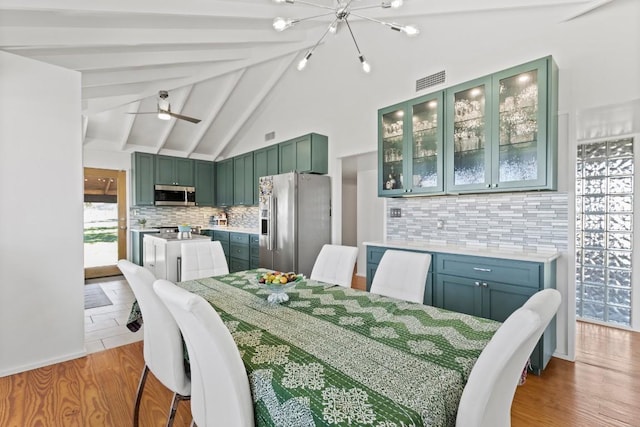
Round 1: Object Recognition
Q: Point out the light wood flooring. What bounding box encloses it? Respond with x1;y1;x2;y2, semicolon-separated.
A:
1;276;638;426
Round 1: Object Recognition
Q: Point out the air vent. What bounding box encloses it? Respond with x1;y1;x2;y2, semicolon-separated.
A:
265;131;275;141
416;70;446;92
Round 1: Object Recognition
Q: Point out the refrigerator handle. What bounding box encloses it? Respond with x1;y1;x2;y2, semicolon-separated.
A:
269;196;277;251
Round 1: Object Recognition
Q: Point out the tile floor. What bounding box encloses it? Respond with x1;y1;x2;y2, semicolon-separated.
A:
84;275;143;354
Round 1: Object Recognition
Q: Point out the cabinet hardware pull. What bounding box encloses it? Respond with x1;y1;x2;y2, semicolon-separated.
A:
482;282;488;288
485;184;491;188
473;267;492;272
474;281;481;286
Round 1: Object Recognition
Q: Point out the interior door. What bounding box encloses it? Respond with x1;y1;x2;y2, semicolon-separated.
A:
84;168;127;279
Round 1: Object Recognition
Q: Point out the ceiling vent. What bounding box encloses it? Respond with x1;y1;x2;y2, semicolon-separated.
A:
416;70;446;92
265;131;276;141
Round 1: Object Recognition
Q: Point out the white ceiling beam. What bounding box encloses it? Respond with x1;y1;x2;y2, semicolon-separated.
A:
153;85;194;154
185;69;246;158
210;53;297;160
81;62;216;88
120;101;140;151
561;0;613;21
31;49;247;72
82;78;184;99
0;27;302;48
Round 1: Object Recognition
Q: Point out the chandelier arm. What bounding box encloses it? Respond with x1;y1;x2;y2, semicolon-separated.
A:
348;12;390;27
349;5;386;11
344;18;363;56
294;11;337;23
310;17;341;54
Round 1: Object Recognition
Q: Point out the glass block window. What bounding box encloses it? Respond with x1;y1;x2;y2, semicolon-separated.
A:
576;138;633;327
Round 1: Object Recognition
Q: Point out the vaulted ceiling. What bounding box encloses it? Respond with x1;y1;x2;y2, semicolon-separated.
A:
0;0;613;160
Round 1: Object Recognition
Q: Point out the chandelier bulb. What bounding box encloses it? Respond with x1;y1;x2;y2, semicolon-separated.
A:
273;0;295;3
390;0;403;8
273;17;295;32
359;55;371;73
297;52;312;71
402;25;420;37
329;21;338;34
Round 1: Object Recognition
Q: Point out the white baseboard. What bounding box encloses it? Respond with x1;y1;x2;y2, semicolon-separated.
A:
0;349;87;378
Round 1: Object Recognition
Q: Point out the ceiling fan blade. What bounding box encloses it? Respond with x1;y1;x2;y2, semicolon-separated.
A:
168;111;201;124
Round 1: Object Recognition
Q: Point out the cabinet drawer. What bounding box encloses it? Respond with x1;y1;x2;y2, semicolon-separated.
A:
250;256;260;270
437;254;540;288
230;232;250;244
230;243;250;260
213;231;230;243
230;257;250;273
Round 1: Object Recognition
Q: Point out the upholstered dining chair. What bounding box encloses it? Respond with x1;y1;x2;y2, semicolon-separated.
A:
153;279;254;427
181;240;229;281
310;244;359;287
456;288;562;427
117;260;191;427
369;250;431;304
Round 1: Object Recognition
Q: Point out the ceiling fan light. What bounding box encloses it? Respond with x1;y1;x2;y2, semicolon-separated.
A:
158;111;171;120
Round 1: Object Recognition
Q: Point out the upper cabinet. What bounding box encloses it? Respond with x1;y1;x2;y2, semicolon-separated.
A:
378;92;444;196
379;56;558;197
215;158;234;207
194;160;215;207
279;133;328;175
155;155;195;186
445;57;557;193
132;152;155;206
233;152;254;206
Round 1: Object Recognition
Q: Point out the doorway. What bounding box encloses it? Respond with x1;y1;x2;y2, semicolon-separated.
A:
84;168;127;279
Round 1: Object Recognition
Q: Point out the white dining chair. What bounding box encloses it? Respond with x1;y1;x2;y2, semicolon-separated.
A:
153;279;254;427
369;250;431;304
181;240;229;281
310;244;359;287
116;260;191;427
456;288;561;427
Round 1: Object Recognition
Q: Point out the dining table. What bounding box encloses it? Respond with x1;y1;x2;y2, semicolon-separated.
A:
140;268;499;427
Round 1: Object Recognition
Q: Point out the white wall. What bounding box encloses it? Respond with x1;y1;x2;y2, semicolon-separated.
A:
341;180;357;246
0;51;85;377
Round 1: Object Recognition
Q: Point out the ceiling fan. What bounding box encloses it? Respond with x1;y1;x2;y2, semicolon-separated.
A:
128;90;201;124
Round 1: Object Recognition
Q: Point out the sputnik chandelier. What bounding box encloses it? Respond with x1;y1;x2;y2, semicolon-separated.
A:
272;0;419;73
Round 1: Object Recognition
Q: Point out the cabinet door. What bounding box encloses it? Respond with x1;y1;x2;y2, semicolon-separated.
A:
491;57;550;190
434;274;483;317
155;155;176;185
279;140;296;173
233;153;254;205
175;158;194;186
132;152;155;206
215;159;234;206
195;160;215;206
254;145;279;204
481;281;536;322
407;92;444;194
378;102;408;196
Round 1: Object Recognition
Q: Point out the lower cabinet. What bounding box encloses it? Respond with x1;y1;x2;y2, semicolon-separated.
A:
366;245;556;374
213;231;258;273
131;230;160;266
250;234;260;269
213;230;231;267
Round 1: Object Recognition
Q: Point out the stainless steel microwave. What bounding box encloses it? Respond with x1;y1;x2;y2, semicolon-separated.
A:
154;184;196;206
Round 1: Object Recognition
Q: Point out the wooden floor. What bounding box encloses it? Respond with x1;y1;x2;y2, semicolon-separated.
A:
1;277;639;426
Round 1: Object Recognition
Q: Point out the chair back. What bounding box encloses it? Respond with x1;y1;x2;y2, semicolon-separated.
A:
369;250;431;304
310;244;359;287
181;240;229;281
153;279;254;427
116;260;190;396
456;288;561;427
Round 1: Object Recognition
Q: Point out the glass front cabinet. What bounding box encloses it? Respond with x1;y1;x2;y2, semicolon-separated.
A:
445;57;557;193
378;92;444;196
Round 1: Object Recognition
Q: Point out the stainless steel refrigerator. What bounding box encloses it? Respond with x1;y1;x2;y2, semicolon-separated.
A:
259;172;331;277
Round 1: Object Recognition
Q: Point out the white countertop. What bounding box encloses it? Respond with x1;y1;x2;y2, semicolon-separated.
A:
130;228;161;232
201;226;259;234
145;233;211;243
364;240;560;263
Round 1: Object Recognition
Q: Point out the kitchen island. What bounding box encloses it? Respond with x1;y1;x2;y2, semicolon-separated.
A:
143;233;211;282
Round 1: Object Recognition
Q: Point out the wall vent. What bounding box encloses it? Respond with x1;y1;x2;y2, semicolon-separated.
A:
265;131;275;141
416;70;446;92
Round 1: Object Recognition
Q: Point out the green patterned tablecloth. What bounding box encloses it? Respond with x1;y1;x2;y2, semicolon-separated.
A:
176;269;500;427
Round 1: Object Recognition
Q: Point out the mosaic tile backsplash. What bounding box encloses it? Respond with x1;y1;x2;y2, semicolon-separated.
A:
132;205;259;229
386;192;569;252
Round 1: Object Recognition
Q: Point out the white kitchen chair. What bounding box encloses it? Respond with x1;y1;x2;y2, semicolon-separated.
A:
153;279;254;427
456;288;561;427
116;260;191;427
369;250;431;304
181;240;229;281
310;244;359;287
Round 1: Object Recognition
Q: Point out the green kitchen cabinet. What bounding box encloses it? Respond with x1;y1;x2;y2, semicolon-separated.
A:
155;155;195;186
279;133;328;175
250;234;260;269
131;230;160;265
254;145;279;204
213;230;230;266
131;152;155;206
233;152;255;206
378;91;444;197
215;158;234;207
228;232;257;273
445;56;557;193
195;160;215;206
